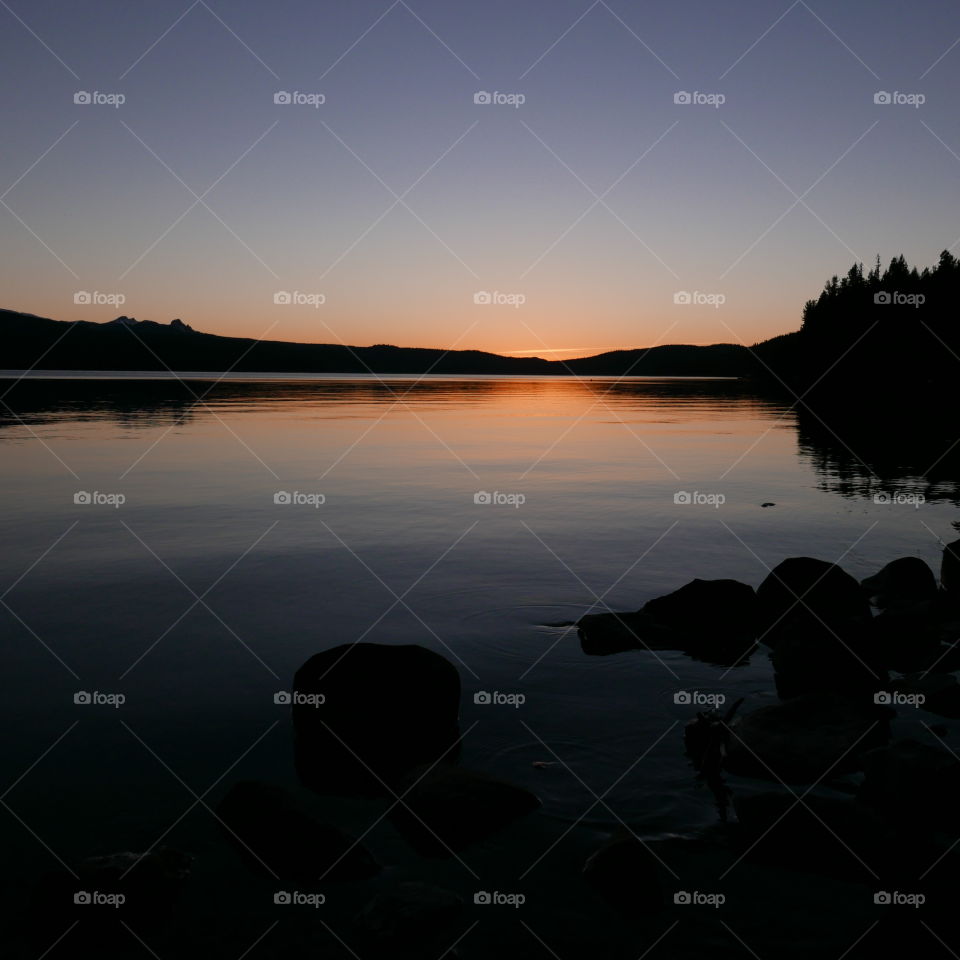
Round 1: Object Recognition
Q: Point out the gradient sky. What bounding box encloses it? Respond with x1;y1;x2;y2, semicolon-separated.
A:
1;0;959;359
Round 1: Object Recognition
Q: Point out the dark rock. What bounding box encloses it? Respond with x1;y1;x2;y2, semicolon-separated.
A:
578;579;758;665
390;764;540;856
355;881;463;945
858;738;960;833
862;557;937;610
216;780;379;881
293;643;461;796
583;834;663;915
890;673;960;718
734;792;890;879
726;693;889;783
755;557;870;647
770;618;887;700
868;607;948;673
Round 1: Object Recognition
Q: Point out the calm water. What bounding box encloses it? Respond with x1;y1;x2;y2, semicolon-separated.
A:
1;373;958;951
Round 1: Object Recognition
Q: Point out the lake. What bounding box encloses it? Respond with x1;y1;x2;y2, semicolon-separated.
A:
1;373;957;957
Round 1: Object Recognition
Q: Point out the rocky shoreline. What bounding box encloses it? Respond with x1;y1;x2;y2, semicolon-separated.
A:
15;540;960;958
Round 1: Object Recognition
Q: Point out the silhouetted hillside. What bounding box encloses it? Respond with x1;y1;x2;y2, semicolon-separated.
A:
752;251;960;401
0;309;751;377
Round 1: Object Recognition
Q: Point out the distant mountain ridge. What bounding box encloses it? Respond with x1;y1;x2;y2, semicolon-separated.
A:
0;309;752;377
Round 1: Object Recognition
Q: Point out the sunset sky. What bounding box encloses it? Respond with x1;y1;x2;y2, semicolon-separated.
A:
1;0;959;359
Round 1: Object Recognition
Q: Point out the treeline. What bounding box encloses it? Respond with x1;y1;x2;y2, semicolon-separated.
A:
754;251;960;399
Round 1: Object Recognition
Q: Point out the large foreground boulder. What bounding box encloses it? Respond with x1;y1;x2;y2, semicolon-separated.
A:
293;643;461;795
216;780;379;881
725;693;889;783
755;558;869;647
389;764;540;856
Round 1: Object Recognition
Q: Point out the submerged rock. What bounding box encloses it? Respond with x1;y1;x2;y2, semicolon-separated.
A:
755;558;869;647
292;642;461;796
389;764;540;856
216;780;379;881
725;693;888;783
862;556;938;610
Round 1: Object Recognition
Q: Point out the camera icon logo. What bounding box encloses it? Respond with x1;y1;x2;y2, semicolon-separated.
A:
474;891;492;904
474;491;492;505
873;492;890;504
74;891;92;904
874;291;891;304
74;91;91;105
674;891;692;904
474;691;492;704
674;691;692;705
673;291;692;305
674;491;692;505
474;91;492;105
274;491;292;504
473;291;492;305
74;491;92;504
274;691;292;705
874;91;891;105
873;691;892;705
73;291;92;305
274;891;291;904
274;91;292;105
74;691;92;704
273;291;292;305
674;91;692;104
874;891;891;904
